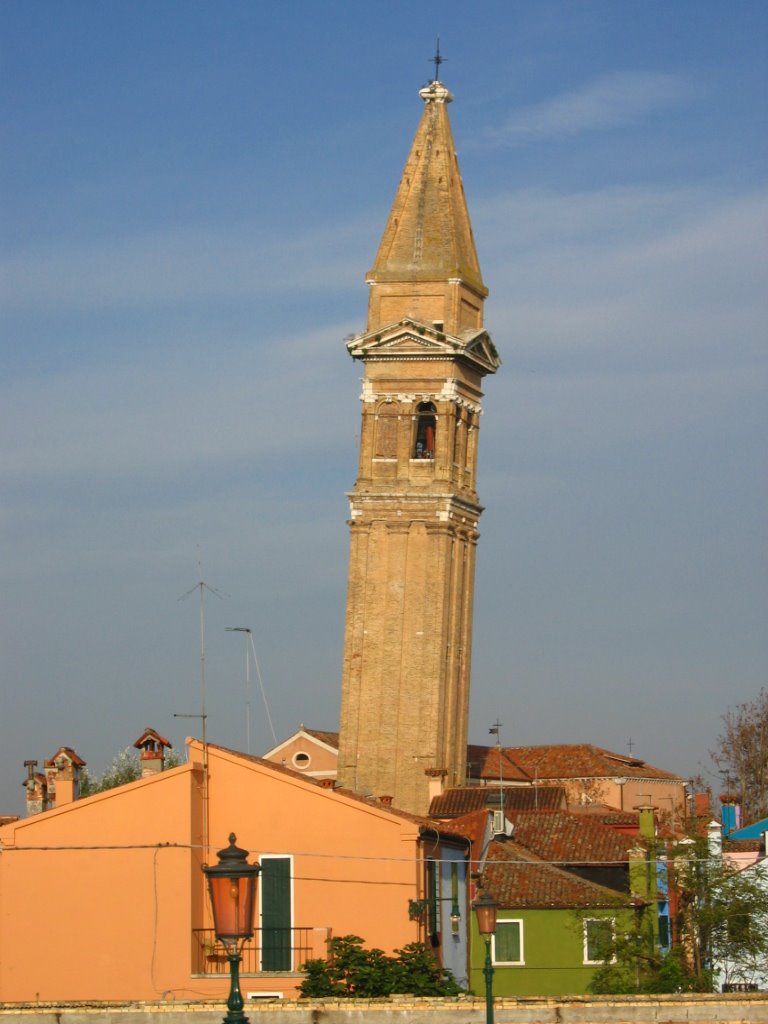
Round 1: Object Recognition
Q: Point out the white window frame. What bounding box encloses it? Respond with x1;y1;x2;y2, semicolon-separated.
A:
491;918;524;966
583;916;616;965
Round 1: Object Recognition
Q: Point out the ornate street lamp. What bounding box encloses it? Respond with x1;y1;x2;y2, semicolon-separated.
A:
203;833;261;1024
473;890;498;1024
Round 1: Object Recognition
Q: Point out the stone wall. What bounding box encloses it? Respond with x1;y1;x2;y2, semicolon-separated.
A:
1;994;767;1024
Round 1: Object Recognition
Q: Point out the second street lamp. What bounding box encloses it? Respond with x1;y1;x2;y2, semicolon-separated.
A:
473;889;498;1024
203;833;261;1024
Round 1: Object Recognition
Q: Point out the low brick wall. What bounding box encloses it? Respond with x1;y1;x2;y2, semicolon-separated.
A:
0;994;767;1024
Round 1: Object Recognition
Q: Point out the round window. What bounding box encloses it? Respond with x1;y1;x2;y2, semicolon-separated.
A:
292;751;311;770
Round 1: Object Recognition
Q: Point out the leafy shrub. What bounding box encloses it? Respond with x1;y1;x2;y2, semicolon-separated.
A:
299;934;461;998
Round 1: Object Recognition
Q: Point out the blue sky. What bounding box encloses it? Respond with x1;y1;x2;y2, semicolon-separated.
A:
1;1;766;814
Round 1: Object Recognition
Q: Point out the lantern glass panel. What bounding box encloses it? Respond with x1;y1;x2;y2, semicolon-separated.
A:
208;874;256;941
474;896;498;936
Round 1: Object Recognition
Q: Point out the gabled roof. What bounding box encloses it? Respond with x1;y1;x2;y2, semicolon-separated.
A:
207;742;468;842
261;726;340;761
483;841;627;911
368;80;486;295
726;816;768;841
506;810;632;866
503;744;683;783
466;744;531;783
304;728;339;749
43;747;86;768
133;727;172;749
430;785;566;819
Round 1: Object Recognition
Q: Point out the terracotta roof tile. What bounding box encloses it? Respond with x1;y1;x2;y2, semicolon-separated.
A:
430;785;566;819
568;804;640;827
466;744;531;782
504;744;683;783
304;729;340;748
483;841;626;910
506;810;632;865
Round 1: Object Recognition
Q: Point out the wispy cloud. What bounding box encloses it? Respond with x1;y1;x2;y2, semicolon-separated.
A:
483;72;700;147
0;216;377;311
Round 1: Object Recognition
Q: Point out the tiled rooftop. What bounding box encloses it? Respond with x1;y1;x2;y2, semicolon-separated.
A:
466;744;531;782
304;729;340;748
506;809;632;865
482;841;626;910
430;785;567;819
504;744;683;782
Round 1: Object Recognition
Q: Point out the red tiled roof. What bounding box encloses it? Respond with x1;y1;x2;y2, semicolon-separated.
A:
430;785;566;819
304;729;340;748
466;744;531;782
133;727;172;749
568;804;640;827
507;809;632;865
483;841;627;910
43;747;87;768
504;744;683;783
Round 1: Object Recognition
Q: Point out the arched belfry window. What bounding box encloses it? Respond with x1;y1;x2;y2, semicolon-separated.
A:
414;402;436;459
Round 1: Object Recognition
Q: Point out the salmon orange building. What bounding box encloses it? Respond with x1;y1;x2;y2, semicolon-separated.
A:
0;738;470;1000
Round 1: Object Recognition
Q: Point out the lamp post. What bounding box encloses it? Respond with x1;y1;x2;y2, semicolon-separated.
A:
203;833;261;1024
473;890;498;1024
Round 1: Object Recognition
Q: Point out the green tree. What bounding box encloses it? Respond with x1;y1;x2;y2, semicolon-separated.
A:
299;935;461;999
588;832;768;993
80;747;183;796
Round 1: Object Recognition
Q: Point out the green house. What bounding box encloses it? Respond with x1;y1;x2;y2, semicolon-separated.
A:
470;841;635;996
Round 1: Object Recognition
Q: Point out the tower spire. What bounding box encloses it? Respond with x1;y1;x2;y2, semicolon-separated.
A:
366;75;486;336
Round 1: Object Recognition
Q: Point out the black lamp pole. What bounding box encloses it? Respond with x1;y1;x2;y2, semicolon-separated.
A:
203;833;261;1024
473;890;498;1024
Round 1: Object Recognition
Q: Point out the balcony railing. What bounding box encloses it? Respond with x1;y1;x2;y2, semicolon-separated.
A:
193;927;332;975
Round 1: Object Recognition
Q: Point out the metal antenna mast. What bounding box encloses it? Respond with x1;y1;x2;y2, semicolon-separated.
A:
226;627;253;754
177;556;225;853
489;719;504;807
225;627;278;753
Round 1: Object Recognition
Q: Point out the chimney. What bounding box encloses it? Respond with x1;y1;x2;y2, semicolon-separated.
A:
22;760;48;816
133;727;172;778
43;748;85;807
719;794;740;836
426;767;447;805
636;804;656;841
693;791;710;818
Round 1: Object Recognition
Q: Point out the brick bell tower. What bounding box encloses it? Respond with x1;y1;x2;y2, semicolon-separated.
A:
337;77;501;815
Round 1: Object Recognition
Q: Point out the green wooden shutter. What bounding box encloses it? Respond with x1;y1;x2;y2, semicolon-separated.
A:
261;857;291;971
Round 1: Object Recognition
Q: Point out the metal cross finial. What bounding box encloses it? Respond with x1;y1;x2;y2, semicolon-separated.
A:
430;37;446;81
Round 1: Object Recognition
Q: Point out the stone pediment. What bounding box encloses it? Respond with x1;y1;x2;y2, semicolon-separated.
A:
461;329;502;374
346;319;500;374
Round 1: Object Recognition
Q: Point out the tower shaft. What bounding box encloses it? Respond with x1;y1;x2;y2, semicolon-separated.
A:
338;80;500;815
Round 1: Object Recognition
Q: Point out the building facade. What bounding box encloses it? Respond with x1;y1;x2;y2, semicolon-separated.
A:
337;78;500;816
0;739;470;1001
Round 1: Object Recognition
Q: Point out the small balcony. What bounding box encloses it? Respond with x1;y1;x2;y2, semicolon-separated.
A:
193;927;332;975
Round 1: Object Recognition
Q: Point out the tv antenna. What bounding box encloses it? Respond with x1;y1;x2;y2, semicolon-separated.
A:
176;554;226;852
488;719;504;806
225;627;278;753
